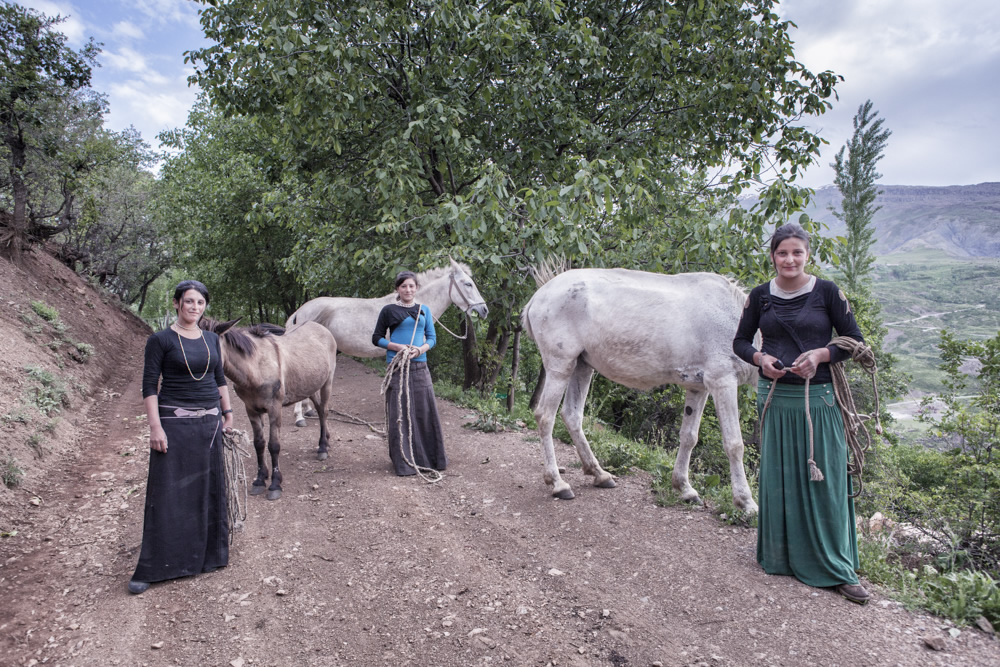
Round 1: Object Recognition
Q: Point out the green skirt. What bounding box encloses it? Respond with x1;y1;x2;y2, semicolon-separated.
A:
756;378;859;587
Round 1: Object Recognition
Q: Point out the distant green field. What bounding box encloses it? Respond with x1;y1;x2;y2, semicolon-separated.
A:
871;249;1000;395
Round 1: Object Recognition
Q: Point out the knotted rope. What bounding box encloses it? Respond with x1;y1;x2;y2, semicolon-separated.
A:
222;427;252;542
379;304;444;484
758;337;881;496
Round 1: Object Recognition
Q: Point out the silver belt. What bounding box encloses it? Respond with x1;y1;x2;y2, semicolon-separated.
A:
162;405;219;418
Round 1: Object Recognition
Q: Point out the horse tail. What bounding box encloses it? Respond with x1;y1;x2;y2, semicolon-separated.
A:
521;298;535;342
529;254;569;287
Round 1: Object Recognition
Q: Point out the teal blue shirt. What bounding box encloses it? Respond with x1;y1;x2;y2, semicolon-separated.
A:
372;303;437;363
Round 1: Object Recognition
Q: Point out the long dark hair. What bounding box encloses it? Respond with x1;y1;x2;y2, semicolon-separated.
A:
173;280;210;305
769;223;811;254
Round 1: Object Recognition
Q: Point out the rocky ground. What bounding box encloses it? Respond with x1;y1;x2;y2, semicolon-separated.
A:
1;250;998;666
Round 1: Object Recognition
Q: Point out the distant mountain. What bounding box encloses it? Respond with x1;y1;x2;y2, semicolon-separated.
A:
746;183;1000;258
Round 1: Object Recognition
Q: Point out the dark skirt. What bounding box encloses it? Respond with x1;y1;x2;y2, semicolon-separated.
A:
132;403;229;583
756;378;859;587
384;362;447;476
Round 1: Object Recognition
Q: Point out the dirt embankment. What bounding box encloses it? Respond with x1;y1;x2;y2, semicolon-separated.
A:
1;250;998;666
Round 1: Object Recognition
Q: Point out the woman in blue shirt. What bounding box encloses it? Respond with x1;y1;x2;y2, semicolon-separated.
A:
372;271;447;475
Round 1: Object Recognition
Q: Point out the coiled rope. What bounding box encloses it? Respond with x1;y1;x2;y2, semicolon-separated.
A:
378;304;444;484
222;427;252;542
759;336;882;497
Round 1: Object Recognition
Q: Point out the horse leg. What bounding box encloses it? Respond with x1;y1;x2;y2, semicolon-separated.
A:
533;364;575;500
561;361;615;489
294;400;307;428
312;385;331;461
266;408;283;501
672;388;710;505
248;412;269;496
711;380;758;513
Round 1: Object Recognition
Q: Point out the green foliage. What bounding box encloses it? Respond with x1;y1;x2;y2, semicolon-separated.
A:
1;455;23;488
0;2;102;258
30;301;59;322
26;432;43;458
183;0;842;375
831;100;892;291
72;342;94;362
23;365;67;416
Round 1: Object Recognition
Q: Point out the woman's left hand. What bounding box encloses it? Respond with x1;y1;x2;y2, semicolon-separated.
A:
790;350;818;379
223;411;235;432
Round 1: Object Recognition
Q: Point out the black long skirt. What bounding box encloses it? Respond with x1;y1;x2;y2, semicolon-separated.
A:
132;404;229;583
384;362;447;476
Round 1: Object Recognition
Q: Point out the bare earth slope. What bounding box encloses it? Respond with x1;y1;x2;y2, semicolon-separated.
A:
1;251;998;666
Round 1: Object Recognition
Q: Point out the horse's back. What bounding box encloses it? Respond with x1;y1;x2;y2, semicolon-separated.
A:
525;269;749;389
285;297;386;358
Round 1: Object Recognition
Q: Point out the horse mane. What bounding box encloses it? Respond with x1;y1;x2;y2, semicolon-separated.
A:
530;255;569;287
200;317;284;358
378;262;472;299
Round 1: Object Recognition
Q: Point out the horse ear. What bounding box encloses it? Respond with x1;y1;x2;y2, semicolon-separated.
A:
217;317;243;335
449;256;459;270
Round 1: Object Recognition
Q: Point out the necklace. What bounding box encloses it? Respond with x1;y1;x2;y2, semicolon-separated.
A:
176;330;211;381
175;320;199;331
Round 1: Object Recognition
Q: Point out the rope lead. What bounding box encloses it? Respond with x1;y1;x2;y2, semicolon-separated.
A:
759;337;881;496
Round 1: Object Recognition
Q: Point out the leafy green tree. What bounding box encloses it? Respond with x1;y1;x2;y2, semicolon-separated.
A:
154;99;308;322
56;127;169;309
187;0;842;386
831;99;891;291
0;2;100;260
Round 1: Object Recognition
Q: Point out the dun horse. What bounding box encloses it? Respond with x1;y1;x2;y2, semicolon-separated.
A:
522;268;759;510
200;318;337;500
284;258;488;425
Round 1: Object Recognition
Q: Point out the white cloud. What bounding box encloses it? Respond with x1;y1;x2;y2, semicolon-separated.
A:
102;47;149;74
111;20;145;41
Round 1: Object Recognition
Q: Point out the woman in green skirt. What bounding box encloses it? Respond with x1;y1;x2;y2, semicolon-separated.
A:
733;223;870;605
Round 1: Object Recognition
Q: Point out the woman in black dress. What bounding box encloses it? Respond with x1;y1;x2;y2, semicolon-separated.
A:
372;270;446;476
733;224;869;604
129;280;234;594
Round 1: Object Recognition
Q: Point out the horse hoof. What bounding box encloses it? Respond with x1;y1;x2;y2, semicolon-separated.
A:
250;485;267;496
595;477;617;489
295;419;306;428
267;489;282;501
553;487;576;500
682;495;704;506
317;450;328;461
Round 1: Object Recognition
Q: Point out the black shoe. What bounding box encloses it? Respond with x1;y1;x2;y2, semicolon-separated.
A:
128;580;150;594
836;583;870;605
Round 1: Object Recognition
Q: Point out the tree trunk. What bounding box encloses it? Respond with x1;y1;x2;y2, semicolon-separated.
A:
462;313;482;390
2;131;31;262
506;327;521;413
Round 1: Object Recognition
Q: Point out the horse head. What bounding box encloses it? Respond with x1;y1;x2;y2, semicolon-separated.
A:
448;257;489;319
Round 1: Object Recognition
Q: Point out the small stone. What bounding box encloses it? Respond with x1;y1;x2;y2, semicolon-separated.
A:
948;628;961;639
312;484;319;490
922;636;946;651
276;589;288;596
151;641;164;649
975;616;995;636
601;609;610;618
230;659;245;667
546;568;565;576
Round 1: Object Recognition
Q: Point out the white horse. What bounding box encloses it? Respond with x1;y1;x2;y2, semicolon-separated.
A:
522;268;758;511
285;258;489;425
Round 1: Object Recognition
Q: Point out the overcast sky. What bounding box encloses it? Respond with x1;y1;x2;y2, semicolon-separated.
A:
17;0;1000;189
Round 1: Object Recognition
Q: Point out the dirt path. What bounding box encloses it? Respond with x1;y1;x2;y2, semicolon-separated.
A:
2;353;998;666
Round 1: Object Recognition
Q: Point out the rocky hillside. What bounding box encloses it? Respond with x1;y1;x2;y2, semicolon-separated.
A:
744;182;1000;257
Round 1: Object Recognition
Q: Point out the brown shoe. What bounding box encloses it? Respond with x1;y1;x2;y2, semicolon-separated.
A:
836;583;870;605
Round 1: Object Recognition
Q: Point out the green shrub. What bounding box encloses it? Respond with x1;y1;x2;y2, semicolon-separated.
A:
30;300;60;322
24;366;68;416
73;342;94;361
1;456;23;488
26;432;44;458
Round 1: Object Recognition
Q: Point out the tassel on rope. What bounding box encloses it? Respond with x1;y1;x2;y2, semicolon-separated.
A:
803;378;825;482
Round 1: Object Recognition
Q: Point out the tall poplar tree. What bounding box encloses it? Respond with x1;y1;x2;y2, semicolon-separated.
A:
831;99;892;290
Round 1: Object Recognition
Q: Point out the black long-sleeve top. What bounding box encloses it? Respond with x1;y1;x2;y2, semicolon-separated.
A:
142;329;227;403
732;278;864;385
